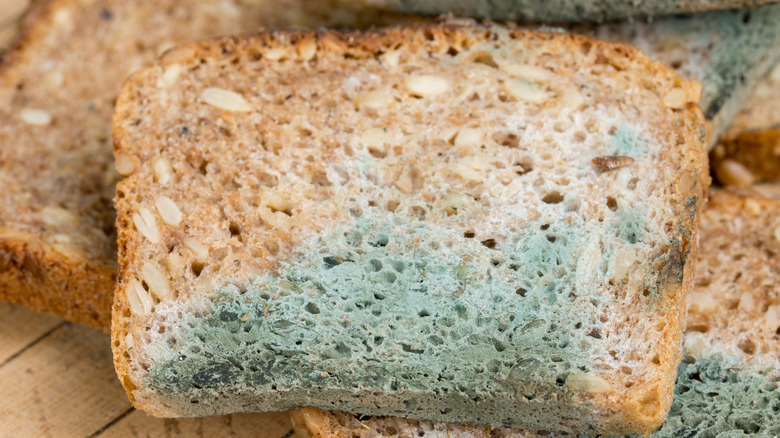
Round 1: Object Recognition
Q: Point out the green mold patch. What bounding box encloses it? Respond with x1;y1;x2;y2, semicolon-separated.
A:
146;211;620;425
609;126;648;157
610;207;648;245
648;355;780;437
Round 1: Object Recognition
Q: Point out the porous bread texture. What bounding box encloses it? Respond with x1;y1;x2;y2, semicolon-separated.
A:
112;24;706;434
290;188;780;438
684;189;780;367
0;0;411;329
354;0;779;23
710;64;780;187
586;4;780;149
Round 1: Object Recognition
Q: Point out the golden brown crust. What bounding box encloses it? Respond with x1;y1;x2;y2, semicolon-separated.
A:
112;22;706;433
0;232;115;329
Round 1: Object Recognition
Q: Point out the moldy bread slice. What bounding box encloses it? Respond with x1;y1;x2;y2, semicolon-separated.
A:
111;23;707;434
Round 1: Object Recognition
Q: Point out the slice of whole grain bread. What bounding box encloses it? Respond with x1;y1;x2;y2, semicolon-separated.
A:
111;23;706;434
0;0;411;329
352;0;779;23
289;187;780;437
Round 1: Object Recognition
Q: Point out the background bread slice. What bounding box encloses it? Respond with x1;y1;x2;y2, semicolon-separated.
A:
710;64;780;186
290;187;780;437
0;0;411;329
351;0;779;23
586;4;780;149
112;23;705;434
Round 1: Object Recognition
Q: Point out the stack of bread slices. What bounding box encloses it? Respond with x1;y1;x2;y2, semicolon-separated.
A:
0;0;778;436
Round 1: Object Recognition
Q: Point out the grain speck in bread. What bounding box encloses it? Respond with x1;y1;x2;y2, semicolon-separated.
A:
290;187;780;437
0;0;411;329
112;23;706;434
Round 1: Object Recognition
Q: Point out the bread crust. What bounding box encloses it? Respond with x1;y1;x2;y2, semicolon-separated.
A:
112;22;706;434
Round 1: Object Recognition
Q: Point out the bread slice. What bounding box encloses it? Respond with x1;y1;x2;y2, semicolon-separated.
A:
112;23;706;434
586;4;780;149
0;0;411;329
353;0;779;23
289;187;780;437
710;64;780;187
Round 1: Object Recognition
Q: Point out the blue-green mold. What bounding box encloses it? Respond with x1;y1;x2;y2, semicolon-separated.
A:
647;355;780;437
609;126;648;158
145;210;623;428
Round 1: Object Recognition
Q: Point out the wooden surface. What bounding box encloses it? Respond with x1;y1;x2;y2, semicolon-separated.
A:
0;303;296;438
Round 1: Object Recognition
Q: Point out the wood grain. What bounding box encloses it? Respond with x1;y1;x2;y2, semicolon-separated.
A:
0;323;132;438
97;411;294;438
0;302;63;364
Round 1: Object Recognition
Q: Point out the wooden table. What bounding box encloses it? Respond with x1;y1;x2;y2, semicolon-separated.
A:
0;303;296;438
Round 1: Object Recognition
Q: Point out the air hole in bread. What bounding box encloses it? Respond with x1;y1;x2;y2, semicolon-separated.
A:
263;240;279;256
471;52;498;69
191;262;204;277
408;206;426;220
606;196;618;211
368;145;387;159
542;191;564;204
738;338;756;355
481;239;497;249
228;223;241;240
385;199;399;212
494;132;520;148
